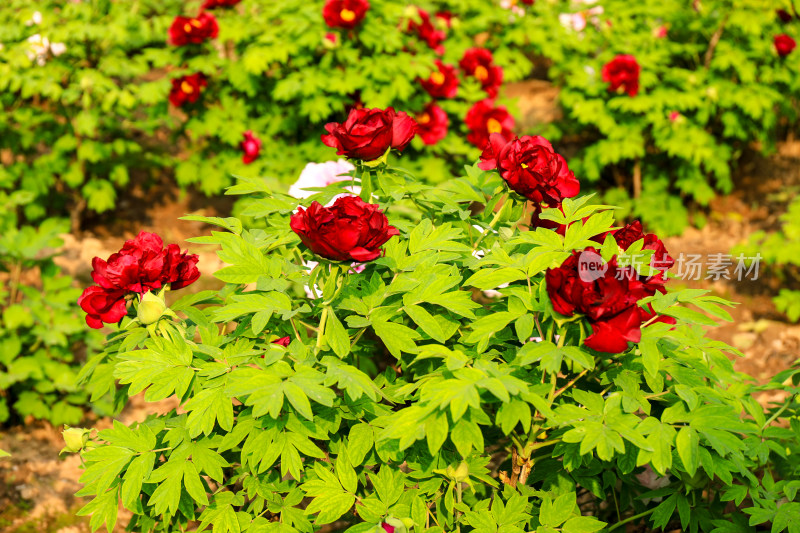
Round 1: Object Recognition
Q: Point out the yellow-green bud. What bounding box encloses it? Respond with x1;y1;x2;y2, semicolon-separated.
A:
62;427;90;453
138;290;167;325
453;461;470;482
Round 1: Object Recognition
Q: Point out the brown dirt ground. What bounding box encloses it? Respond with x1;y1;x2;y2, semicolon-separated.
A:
1;82;798;533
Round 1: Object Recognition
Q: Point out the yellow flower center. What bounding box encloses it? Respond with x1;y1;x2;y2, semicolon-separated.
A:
521;162;529;169
418;113;431;124
474;65;489;82
340;8;356;22
183;23;192;32
180;81;194;94
431;71;445;85
190;19;202;28
486;118;502;134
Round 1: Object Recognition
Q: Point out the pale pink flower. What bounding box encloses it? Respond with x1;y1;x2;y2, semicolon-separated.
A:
288;160;356;199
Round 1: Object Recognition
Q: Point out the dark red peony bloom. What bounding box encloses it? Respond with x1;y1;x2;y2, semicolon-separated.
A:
777;9;793;22
601;55;640;97
546;250;650;353
202;0;241;7
272;336;291;347
478;134;579;206
419;60;459;99
323;0;369;29
322;107;417;161
162;244;201;290
775;34;797;56
168;12;219;46
416;103;449;145
79;232;200;328
520;0;534;4
408;7;446;55
594;220;673;295
290;196;399;262
381;524;395;533
460;48;503;98
464;99;515;149
241;131;262;164
169;73;207;107
78;287;129;330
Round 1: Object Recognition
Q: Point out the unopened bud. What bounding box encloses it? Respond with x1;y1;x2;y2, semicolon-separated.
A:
61;427;90;454
138;290;167;325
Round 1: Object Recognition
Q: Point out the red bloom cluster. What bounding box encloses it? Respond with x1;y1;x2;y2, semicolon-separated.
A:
416;103;449;145
407;7;447;54
775;34;797;57
241;130;262;164
78;232;200;329
602;54;640;97
322;107;417;161
545;222;673;353
323;0;370;29
169;73;207;107
465;99;515;149
168;12;219;46
202;0;241;7
479;134;579;206
460;48;503;98
420;60;459;99
290;196;399;262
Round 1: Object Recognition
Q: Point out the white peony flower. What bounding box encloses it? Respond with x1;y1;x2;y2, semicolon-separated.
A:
25;11;42;26
288;160;357;199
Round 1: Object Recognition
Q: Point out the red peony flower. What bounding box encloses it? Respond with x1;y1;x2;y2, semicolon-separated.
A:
601;55;640;97
464;99;515;149
290;195;399;262
78;287;129;330
272;336;291;347
169;73;207;107
408;7;446;54
416;103;449;145
381;524;395;533
168;12;219;46
520;0;534;4
419;60;459;99
460;48;503;98
478;134;579;206
79;232;200;328
323;0;369;29
594;220;674;295
322;107;417;161
241;131;262;164
775;34;797;56
546;250;650;353
777;9;793;22
202;0;241;7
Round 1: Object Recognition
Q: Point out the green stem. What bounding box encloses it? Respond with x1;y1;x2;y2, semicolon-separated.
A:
472;193;509;250
316;308;328;351
762;393;796;430
606;508;656;532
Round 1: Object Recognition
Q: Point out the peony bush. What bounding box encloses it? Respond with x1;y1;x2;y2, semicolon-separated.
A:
70;107;800;533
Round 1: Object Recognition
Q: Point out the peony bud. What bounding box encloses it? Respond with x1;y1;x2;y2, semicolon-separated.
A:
137;290;167;325
61;427;90;454
381;517;407;533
